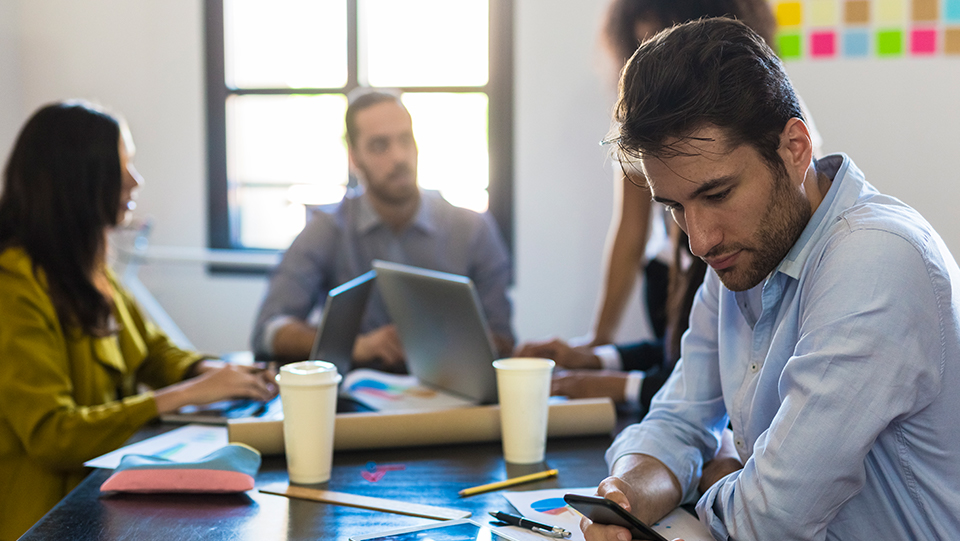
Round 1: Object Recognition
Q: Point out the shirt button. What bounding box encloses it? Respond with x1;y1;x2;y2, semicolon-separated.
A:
749;362;759;373
735;437;744;449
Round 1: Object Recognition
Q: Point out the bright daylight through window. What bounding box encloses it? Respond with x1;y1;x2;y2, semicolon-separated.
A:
207;0;511;252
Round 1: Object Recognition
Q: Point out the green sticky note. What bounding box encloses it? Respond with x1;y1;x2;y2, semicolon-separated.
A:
778;32;803;59
876;29;904;56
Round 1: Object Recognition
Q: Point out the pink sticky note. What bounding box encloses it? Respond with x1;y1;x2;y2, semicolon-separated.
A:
911;28;938;54
811;31;837;57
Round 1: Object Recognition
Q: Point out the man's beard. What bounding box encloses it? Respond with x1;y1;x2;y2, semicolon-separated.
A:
366;163;418;204
712;167;812;292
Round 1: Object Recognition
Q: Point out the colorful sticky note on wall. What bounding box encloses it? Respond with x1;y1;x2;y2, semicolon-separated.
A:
844;0;870;24
876;0;906;24
944;28;960;54
811;30;838;56
810;0;838;25
777;2;804;26
910;28;937;54
843;29;871;56
912;0;938;21
778;32;803;58
876;29;904;56
947;0;960;23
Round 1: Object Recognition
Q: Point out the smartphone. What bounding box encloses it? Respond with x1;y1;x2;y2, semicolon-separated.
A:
563;494;669;541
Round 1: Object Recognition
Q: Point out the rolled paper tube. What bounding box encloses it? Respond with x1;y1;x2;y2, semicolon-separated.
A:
228;397;616;455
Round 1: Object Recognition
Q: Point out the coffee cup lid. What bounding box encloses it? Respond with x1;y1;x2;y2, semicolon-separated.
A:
277;360;341;386
493;357;555;371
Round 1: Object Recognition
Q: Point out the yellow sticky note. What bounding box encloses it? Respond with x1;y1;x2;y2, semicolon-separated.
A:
876;0;905;24
810;0;838;26
776;2;803;27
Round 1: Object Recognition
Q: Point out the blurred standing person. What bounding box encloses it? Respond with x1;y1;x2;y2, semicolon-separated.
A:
519;0;822;413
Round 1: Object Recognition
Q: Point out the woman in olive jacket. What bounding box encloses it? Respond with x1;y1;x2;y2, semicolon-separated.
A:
0;101;277;540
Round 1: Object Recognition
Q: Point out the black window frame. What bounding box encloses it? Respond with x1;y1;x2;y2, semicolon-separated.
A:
203;0;514;270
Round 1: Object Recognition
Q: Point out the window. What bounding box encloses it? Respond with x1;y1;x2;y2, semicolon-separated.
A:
205;0;513;253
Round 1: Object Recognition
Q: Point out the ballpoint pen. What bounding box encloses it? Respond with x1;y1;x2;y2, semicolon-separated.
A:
489;511;572;539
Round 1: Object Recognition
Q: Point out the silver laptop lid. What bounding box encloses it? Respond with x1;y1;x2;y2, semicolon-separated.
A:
310;270;376;375
371;260;498;404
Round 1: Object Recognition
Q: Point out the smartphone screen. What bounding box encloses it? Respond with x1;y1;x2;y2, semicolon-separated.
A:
563;494;669;541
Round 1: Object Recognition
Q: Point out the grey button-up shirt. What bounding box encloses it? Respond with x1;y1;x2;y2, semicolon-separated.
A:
252;189;513;357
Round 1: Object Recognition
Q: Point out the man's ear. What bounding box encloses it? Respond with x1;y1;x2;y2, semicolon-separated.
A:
778;117;813;182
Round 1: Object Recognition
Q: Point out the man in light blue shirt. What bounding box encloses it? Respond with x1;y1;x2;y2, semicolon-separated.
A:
585;18;960;541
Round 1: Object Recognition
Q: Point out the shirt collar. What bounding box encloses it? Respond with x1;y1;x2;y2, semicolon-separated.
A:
776;153;864;279
356;188;436;236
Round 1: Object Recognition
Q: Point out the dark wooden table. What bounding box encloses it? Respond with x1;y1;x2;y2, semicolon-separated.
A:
20;426;619;540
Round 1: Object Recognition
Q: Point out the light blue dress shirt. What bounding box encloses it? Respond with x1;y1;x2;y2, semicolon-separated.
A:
607;155;960;540
252;188;513;357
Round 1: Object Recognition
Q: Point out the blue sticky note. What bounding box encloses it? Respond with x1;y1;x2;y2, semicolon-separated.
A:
843;30;870;57
947;0;960;23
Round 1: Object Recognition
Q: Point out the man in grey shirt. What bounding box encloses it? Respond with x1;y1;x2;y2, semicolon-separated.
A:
252;90;514;370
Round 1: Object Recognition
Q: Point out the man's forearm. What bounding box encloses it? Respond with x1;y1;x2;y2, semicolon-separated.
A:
272;320;317;359
607;453;683;525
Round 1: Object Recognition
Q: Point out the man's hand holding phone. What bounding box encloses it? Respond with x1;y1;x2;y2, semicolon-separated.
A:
578;453;686;540
566;493;671;541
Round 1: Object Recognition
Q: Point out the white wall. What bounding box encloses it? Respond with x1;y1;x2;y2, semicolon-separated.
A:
2;0;958;354
0;0;269;353
0;0;23;154
787;59;960;242
513;0;652;344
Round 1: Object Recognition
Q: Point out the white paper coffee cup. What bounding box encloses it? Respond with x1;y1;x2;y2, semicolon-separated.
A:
277;361;341;484
493;357;555;464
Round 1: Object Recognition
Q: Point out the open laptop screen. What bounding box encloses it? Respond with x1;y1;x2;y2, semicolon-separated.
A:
310;270;376;375
372;260;499;404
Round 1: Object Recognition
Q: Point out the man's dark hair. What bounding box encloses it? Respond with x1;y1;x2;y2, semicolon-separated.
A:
602;0;777;67
344;89;405;147
612;17;803;172
0;101;123;336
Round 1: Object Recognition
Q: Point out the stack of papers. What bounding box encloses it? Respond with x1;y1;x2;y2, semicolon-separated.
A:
84;425;228;469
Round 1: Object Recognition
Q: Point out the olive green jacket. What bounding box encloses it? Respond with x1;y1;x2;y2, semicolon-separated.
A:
0;247;204;540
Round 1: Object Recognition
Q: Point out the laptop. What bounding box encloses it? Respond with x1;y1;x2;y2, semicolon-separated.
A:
371;260;500;404
161;270;376;424
309;270;377;375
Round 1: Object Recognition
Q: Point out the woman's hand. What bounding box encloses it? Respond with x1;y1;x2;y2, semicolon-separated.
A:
154;361;277;414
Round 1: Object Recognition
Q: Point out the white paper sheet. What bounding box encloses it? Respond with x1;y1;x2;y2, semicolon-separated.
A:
501;487;712;541
84;424;229;469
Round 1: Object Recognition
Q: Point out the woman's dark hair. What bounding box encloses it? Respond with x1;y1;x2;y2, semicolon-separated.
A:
0;101;124;336
602;0;777;68
665;232;708;365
